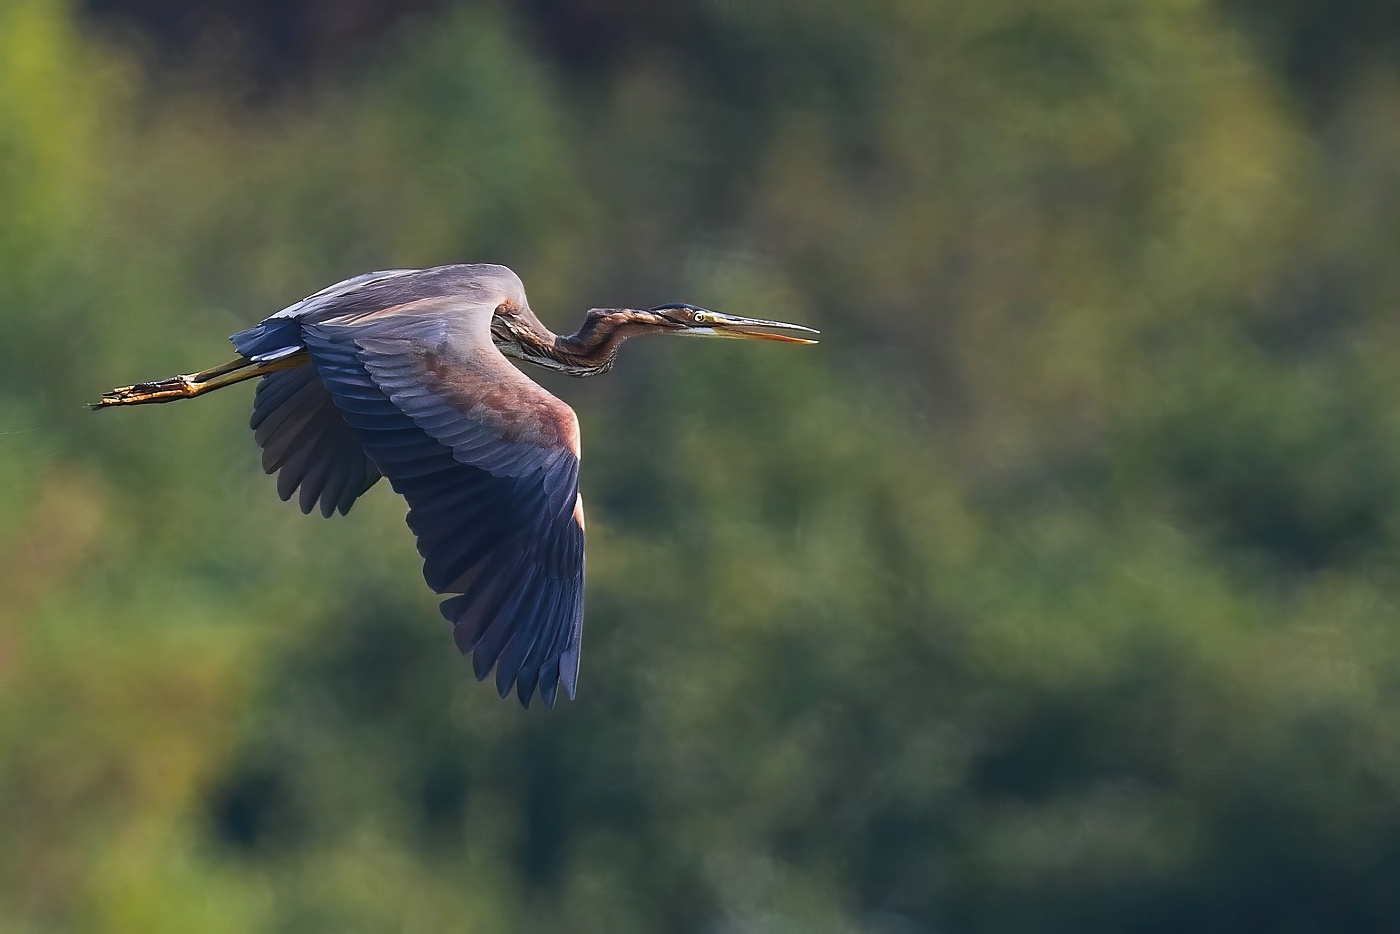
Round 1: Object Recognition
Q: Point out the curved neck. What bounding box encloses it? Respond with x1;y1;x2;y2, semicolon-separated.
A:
496;309;644;377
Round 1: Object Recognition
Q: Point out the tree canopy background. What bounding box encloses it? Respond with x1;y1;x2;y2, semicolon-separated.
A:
5;0;1400;930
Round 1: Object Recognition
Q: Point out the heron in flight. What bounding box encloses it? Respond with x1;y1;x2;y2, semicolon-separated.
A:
94;264;817;708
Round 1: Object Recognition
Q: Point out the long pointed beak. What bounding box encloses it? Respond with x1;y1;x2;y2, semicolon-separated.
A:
705;312;820;344
650;305;820;345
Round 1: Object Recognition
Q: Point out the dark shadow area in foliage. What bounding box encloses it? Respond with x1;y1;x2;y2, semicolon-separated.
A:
299;595;452;723
417;751;471;851
1146;399;1397;573
208;759;307;855
1222;0;1400;108
81;0;449;88
517;731;569;888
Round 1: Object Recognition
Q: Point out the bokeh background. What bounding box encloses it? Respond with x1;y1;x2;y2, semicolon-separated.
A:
5;0;1400;930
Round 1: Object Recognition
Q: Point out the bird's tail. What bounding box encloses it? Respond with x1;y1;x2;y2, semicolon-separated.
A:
91;352;309;410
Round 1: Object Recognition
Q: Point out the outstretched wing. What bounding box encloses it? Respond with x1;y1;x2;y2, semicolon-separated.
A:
301;312;586;708
231;269;419;516
250;367;382;517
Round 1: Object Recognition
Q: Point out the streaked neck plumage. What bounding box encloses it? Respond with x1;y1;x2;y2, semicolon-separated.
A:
492;308;652;377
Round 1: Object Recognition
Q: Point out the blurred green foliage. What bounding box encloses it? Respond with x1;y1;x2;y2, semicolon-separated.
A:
5;0;1400;930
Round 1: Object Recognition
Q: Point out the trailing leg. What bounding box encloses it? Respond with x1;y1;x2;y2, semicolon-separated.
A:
91;352;310;409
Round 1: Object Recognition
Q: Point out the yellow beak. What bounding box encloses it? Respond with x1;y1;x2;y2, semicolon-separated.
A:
688;312;820;345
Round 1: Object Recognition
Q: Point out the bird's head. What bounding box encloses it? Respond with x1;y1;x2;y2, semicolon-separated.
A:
637;303;820;345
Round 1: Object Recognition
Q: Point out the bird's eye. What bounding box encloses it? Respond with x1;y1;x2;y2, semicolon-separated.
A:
692;311;715;324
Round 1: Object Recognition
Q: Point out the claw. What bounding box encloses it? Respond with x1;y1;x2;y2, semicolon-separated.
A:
91;375;199;409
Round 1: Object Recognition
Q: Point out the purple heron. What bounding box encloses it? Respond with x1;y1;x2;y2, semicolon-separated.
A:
94;265;817;707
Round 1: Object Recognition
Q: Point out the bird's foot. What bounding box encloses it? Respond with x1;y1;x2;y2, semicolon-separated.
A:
91;375;199;409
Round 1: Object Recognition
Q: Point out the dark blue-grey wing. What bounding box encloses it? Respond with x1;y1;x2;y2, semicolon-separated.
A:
250;367;382;517
230;268;420;363
230;272;425;516
301;324;585;708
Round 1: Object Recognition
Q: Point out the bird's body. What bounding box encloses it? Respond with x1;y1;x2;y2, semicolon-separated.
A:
95;264;816;707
